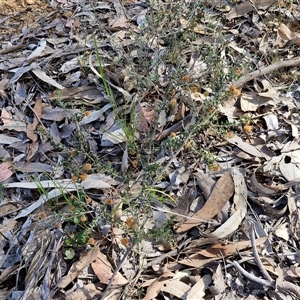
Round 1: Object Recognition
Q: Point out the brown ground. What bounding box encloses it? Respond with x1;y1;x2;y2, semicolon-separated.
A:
1;0;55;39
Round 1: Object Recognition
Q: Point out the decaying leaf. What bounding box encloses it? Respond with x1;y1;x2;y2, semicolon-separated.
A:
0;163;13;182
91;251;128;285
56;246;99;289
176;171;234;232
198;237;267;258
226;134;265;158
135;102;155;133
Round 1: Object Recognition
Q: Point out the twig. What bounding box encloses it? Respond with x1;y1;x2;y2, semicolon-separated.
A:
156;114;193;141
0;44;25;55
148;205;220;225
233;261;273;287
144;237;192;269
249;224;274;284
232;57;300;88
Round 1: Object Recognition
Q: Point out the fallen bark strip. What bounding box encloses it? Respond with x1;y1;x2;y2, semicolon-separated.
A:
232;57;300;88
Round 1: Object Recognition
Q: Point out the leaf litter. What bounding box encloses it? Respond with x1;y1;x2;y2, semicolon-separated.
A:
1;0;300;299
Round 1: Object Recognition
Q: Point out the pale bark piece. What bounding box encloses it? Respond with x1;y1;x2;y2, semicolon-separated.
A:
121;148;128;174
205;210;245;239
209;264;226;295
176;171;234;232
32;68;64;89
226;134;265;158
79;104;111;125
142;278;166;300
240;92;260;112
280;150;300;181
26;39;46;61
186;274;212;300
161;280;190;298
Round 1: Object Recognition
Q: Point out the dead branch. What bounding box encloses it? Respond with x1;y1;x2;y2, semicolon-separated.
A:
232;57;300;88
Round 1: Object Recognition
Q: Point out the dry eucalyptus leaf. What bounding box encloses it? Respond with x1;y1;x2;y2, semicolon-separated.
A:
0;163;13;182
226;134;265;158
91;252;128;285
56;246;99;289
176;171;234;232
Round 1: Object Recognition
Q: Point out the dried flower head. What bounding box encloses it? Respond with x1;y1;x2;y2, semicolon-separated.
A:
80;215;87;222
80;173;88;181
106;198;114;206
86;197;92;204
182;75;190;82
69;149;76;157
208;163;221;172
120;237;130;246
229;85;241;96
131;160;139;168
170;98;177;107
126;217;136;229
39;212;46;219
88;237;95;245
184;142;191;149
226;131;234;138
84;163;92;171
55;222;62;229
129;149;136;156
243;125;252;133
71;175;78;182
